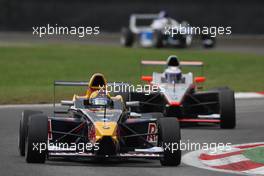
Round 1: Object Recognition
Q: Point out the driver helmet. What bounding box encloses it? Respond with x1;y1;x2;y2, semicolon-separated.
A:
164;67;182;83
89;90;113;107
158;10;168;18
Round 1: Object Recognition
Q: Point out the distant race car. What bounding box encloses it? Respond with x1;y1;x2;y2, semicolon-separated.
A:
123;56;236;129
18;73;181;166
121;13;215;48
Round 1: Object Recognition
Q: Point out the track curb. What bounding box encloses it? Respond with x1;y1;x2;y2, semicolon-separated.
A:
182;142;264;176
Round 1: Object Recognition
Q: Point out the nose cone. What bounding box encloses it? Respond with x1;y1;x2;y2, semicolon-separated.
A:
94;122;118;141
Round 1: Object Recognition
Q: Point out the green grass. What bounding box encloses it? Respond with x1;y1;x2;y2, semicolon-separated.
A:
0;44;264;104
243;147;264;164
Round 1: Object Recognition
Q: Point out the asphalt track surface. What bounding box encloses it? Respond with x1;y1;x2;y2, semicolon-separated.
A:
0;98;264;176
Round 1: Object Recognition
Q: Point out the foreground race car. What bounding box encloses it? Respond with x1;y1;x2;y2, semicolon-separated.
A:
121;13;215;48
18;73;181;166
126;56;236;129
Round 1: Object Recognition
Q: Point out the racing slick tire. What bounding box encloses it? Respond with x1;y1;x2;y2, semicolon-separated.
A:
158;118;181;166
25;114;48;163
153;30;164;48
177;34;192;48
19;110;42;156
201;34;216;48
218;88;236;129
172;21;191;48
121;27;134;47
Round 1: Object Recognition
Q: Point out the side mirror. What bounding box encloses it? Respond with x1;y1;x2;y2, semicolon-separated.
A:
141;76;153;83
61;100;74;106
126;101;140;107
194;76;206;83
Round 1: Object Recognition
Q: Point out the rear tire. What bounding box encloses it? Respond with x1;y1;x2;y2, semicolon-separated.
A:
19;110;42;156
219;89;236;129
153;30;164;48
158;118;181;166
25;114;48;163
178;35;188;48
121;27;134;47
202;34;216;48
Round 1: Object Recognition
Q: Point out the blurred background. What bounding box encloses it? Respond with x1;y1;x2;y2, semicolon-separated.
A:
0;0;263;104
0;0;264;34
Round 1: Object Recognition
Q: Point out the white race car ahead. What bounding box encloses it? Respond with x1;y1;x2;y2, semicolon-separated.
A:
124;56;235;129
121;13;216;48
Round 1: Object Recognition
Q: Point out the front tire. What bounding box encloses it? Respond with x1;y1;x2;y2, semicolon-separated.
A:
121;27;134;47
25;114;48;163
19;110;42;156
158;118;181;166
219;89;236;129
153;30;164;48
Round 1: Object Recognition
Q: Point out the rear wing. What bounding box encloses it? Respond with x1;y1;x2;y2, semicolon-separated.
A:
129;14;158;33
140;60;204;82
54;81;130;87
141;60;204;67
54;81;88;86
53;81;130;111
53;81;87;115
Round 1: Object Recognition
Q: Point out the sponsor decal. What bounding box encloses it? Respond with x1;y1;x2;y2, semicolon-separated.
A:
147;123;157;142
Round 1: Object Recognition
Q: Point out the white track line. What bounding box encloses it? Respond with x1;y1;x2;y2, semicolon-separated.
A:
235;93;264;99
201;154;249;167
244;166;264;175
